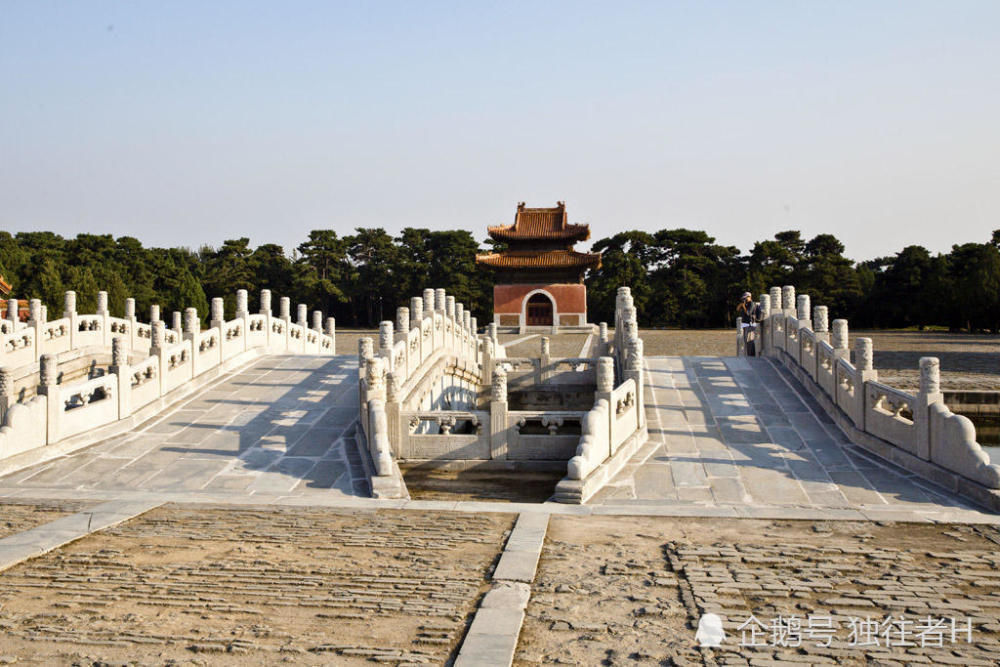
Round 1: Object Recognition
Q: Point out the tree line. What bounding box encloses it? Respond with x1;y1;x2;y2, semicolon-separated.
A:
1;228;998;332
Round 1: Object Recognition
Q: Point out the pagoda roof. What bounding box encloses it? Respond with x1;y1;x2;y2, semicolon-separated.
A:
487;201;591;242
475;249;602;271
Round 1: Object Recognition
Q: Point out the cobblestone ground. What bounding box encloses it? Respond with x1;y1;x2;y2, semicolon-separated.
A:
0;505;514;665
516;515;1000;666
0;499;93;539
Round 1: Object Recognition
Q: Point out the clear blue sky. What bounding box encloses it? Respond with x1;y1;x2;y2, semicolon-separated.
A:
2;1;998;260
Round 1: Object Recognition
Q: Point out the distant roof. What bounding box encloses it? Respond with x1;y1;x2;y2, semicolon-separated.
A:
0;275;10;296
487;201;591;242
475;249;601;271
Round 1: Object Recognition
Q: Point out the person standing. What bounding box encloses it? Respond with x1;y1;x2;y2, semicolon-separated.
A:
736;292;760;355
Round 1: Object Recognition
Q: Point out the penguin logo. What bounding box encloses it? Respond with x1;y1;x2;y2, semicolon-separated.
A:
695;613;726;647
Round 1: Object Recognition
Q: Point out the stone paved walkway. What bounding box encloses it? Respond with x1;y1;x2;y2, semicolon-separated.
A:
592;356;996;522
0;355;366;501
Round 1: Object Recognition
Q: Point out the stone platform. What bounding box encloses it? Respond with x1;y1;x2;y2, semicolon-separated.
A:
0;355;367;503
592;356;994;523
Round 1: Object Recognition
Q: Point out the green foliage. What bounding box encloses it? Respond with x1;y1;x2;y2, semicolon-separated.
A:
0;227;997;331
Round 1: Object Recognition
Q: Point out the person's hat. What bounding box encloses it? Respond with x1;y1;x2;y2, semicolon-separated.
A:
741;292;751;299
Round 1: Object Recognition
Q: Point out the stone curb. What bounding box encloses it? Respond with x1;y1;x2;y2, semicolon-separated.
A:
454;512;549;666
1;486;996;524
0;498;162;572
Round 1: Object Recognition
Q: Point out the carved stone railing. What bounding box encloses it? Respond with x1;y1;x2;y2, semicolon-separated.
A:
0;289;337;468
357;288;482;498
752;284;1000;509
555;287;648;503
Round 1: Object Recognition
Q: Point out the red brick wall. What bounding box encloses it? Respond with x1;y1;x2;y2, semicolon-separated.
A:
494;283;587;315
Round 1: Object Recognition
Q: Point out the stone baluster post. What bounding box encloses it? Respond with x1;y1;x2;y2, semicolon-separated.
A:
233;289;247;318
0;367;11;424
445;296;456;350
184;307;199;342
259;289;272;317
110;336;131;419
469;316;478;362
396;307;409;342
422;289;434;318
259;289;273;347
234;290;249;352
409;297;423;330
40;304;47;324
171;311;183;342
121;297;136;351
831;319;849;357
490;366;509;460
813;306;829;343
854;337;877;431
95;291;110;346
781;286;795;318
278;297;291;352
768;286;783;353
209;297;225;365
308;310;321;351
326;317;336;354
295;303;308;351
5;298;18;334
597;356;615;446
757;294;771;356
434;289;446;313
736;316;744;356
384;370;402;457
28;299;43;361
829;318;850;400
358;336;375;424
363;355;386;443
796;294;811;330
63;291;78;349
915;357;943;461
150;320;168;395
29;298;42;326
210;297;224;330
626;337;645;429
540;336;551;382
598;322;609;356
379;321;394;371
150;304;160;324
38;353;61;444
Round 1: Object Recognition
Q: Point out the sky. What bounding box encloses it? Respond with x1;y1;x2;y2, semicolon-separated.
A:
2;1;998;261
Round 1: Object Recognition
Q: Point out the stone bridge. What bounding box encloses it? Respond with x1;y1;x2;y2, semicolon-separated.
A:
0;285;997;664
0;285;994;522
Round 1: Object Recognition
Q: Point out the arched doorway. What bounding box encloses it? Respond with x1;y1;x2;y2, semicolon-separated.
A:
526;292;554;326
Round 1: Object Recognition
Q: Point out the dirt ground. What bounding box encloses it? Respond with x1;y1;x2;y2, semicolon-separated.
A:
0;505;514;665
517;515;1000;666
501;333;595;359
0;499;92;539
402;468;565;503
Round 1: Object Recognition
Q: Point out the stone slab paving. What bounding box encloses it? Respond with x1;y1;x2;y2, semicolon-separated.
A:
0;504;513;664
516;515;1000;665
591;356;999;522
456;513;548;666
0;354;368;502
0;499;94;539
0;498;161;572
